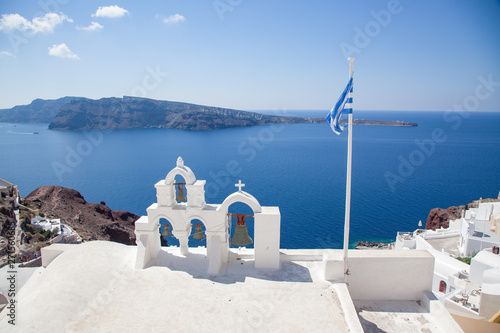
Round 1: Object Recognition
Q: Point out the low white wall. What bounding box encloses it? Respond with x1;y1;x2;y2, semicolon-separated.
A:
346;250;434;301
395;236;415;250
444;297;482;320
422;230;460;239
41;244;77;267
280;249;324;261
332;284;364;333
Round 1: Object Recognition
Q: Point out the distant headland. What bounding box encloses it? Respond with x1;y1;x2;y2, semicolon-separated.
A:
0;96;418;130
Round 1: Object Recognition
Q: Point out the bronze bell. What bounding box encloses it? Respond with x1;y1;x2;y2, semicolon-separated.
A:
176;183;187;202
230;225;253;247
192;223;205;240
162;225;172;237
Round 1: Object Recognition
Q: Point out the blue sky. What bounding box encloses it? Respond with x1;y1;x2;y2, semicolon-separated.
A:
0;0;499;111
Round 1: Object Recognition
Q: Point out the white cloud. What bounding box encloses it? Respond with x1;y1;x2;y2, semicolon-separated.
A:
0;14;30;32
76;21;103;32
32;13;73;34
163;14;186;25
92;5;129;18
0;12;72;34
0;51;15;58
48;43;79;60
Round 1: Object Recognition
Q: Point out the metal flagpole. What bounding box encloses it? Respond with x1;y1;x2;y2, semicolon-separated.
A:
343;57;354;282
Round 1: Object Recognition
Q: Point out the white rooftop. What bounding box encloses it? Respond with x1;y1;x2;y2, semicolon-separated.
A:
0;241;464;332
425;235;461;256
0;242;352;332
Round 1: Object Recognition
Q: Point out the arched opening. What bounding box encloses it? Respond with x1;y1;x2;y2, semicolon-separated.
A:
174;175;187;203
188;218;206;248
439;280;447;293
227;202;255;249
159;218;175;247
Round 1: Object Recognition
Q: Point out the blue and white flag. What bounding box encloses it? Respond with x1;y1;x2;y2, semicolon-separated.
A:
326;77;353;135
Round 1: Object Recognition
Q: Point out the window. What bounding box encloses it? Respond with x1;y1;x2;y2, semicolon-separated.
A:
439;280;447;293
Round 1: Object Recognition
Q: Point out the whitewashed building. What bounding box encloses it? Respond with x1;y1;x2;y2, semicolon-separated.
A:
30;216;81;244
395;199;500;324
451;202;500;257
31;216;61;232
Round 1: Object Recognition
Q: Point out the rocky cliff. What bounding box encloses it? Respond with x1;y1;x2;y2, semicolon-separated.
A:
425;205;465;230
0;97;82;123
48;96;323;130
25;186;139;245
0;197;16;239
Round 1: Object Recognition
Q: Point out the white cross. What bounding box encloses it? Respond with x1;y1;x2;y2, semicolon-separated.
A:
235;180;245;192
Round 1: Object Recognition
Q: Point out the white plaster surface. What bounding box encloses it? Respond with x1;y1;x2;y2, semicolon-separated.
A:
355;299;463;333
345;250;435;301
0;265;40;299
0;241;351;332
425;235;461;256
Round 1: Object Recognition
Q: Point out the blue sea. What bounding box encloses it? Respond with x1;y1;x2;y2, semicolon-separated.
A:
1;110;499;249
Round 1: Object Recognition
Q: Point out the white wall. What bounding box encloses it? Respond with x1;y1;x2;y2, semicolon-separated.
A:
254;206;281;269
394;232;416;250
345;250;434;301
479;268;500;320
415;236;469;294
466;235;499;257
470;250;500;285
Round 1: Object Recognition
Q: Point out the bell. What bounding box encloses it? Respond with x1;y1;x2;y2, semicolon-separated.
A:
176;183;187;202
162;225;172;237
192;224;205;240
230;225;253;247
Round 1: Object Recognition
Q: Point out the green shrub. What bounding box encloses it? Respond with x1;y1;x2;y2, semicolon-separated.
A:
455;251;478;265
456;257;471;265
42;230;51;240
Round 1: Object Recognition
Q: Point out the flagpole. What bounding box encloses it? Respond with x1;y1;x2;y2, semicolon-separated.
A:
343;57;354;282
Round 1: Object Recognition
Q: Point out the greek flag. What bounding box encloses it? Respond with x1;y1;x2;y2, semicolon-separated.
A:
326;77;353;135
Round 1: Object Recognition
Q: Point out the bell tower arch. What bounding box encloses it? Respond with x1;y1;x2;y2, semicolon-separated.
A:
135;157;281;273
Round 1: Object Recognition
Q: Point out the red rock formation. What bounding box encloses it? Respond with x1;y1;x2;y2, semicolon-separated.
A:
425;206;465;230
25;186;138;245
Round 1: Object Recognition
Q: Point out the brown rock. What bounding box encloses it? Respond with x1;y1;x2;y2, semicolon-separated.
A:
25;186;139;245
425;206;465;230
0;197;16;238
